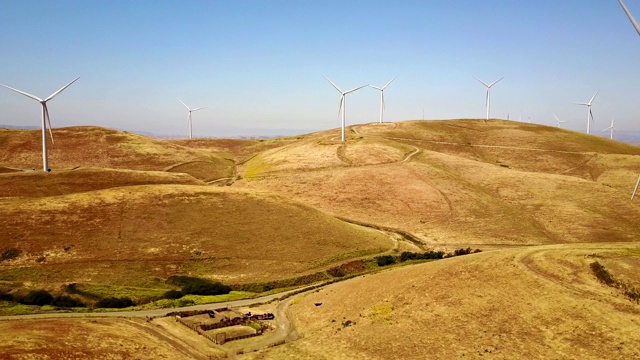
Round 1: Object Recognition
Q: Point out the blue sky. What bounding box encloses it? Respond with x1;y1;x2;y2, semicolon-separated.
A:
1;0;639;138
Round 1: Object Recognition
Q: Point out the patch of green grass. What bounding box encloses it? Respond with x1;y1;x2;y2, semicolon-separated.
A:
620;248;640;257
78;284;171;301
180;291;255;305
0;267;42;282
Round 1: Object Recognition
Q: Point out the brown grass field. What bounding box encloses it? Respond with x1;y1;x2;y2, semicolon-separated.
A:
1;119;639;358
246;243;640;360
0;185;390;291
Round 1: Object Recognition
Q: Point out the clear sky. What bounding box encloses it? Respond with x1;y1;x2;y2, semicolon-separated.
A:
1;0;639;138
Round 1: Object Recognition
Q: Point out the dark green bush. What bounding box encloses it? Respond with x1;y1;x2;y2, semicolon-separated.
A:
376;255;396;267
590;261;616;286
0;289;13;302
20;290;53;306
64;283;101;300
1;248;21;262
166;276;231;296
95;297;134;308
51;295;85;308
163;289;184;299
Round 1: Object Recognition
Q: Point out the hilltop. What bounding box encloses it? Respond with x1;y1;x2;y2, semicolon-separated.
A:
235;120;640;246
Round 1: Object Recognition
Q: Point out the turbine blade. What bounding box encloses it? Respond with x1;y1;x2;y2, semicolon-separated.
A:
323;75;343;93
474;77;489;87
588;90;599;104
590;108;594;123
488;77;504;88
554;114;560;122
0;84;43;102
44;77;80;102
619;0;640;36
382;76;397;89
44;104;54;145
177;98;190;110
574;102;589;106
337;96;344;121
344;84;368;94
368;85;383;91
485;89;489;107
192;106;207;111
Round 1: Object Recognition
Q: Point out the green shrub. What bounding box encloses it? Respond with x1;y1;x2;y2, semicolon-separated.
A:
1;248;21;262
64;283;100;300
163;289;184;299
166;276;231;296
95;297;134;308
590;261;616;286
51;295;85;308
376;255;396;267
20;290;53;306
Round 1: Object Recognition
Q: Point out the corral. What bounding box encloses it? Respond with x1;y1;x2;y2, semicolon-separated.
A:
172;308;274;345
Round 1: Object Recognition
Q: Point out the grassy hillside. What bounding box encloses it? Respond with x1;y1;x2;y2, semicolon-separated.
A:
0;126;233;176
0;185;391;291
0;168;204;198
236;120;640;246
251;243;640;359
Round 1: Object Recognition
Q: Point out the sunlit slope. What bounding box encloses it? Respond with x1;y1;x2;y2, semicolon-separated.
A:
236;120;640;245
0;127;234;176
0;185;391;288
251;244;640;360
0;168;204;198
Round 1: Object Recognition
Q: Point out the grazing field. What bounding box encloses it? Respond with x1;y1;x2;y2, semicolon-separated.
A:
0;167;204;198
236;120;640;246
1;119;639;358
0;126;227;172
0;317;221;359
246;243;640;360
0;185;391;293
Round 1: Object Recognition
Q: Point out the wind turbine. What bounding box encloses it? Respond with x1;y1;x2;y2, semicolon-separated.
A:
1;77;80;172
574;90;599;134
619;0;640;36
178;98;207;139
474;77;504;120
602;118;617;139
369;76;396;124
323;76;367;142
554;114;566;128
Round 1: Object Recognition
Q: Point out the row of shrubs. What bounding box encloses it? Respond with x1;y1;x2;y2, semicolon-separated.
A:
377;248;482;267
0;276;234;309
590;261;640;303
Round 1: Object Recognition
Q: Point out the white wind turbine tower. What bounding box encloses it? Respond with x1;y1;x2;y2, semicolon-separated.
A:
602;118;617;139
178;98;207;139
474;77;504;120
554;114;566;128
369;76;397;123
323;76;368;142
574;90;599;134
619;0;640;36
1;77;80;172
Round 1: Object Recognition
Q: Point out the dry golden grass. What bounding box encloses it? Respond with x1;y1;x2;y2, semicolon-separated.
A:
236;120;640;246
246;243;640;360
0;185;391;290
0;317;218;359
0;126;219;171
0;167;204;198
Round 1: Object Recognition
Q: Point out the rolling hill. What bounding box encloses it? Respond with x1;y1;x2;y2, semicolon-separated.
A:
251;243;640;359
235;120;640;246
0;185;391;290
